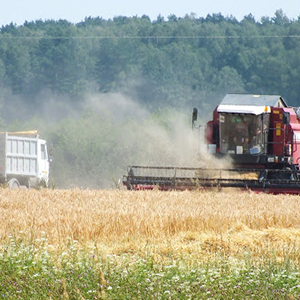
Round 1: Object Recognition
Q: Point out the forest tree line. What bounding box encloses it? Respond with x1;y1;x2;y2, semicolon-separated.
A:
1;10;300;109
1;9;300;188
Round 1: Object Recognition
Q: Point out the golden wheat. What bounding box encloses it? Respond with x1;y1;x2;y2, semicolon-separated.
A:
0;188;300;261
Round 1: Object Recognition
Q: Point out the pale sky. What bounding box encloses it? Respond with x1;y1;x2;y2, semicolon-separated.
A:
0;0;299;27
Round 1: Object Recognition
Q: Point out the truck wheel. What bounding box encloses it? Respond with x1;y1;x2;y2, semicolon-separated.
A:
39;179;47;189
8;178;20;189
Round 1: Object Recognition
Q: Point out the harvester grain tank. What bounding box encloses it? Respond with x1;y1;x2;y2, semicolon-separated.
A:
123;94;300;193
0;131;50;189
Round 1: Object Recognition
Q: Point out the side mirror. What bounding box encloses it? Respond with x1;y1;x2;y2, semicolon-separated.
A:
283;112;290;125
192;108;198;122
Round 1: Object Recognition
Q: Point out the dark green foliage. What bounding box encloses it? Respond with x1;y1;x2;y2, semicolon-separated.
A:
0;10;300;108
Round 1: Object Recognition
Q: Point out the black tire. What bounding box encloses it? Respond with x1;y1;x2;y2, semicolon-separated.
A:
39;179;47;189
8;178;20;190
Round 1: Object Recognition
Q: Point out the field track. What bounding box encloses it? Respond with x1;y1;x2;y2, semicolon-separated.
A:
1;188;300;262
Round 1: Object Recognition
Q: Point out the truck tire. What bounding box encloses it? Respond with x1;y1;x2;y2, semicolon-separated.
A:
8;178;20;189
39;179;47;189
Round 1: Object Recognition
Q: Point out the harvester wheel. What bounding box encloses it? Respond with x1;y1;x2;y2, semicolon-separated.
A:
267;167;295;181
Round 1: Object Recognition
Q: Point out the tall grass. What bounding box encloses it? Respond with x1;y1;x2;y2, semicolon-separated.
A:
1;188;300;298
1;188;300;259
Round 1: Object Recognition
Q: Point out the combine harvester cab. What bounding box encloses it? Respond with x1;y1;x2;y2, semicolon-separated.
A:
124;94;300;193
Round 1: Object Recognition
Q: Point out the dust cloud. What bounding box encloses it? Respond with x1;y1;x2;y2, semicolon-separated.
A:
82;92;203;167
0;89;231;188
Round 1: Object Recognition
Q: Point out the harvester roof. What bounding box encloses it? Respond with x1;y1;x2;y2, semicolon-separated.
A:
217;94;287;115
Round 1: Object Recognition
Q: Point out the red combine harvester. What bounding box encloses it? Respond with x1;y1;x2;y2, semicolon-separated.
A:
123;94;300;194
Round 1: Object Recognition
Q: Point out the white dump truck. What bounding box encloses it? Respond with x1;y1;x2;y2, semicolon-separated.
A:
0;131;50;189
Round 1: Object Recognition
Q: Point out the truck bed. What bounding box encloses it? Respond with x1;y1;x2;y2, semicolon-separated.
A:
0;133;39;179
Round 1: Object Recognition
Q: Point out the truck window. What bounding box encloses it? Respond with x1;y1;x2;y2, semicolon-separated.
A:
41;144;47;160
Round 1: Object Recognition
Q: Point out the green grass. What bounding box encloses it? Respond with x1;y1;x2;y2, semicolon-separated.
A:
1;236;300;299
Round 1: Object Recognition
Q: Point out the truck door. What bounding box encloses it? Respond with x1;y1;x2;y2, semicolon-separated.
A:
37;139;49;186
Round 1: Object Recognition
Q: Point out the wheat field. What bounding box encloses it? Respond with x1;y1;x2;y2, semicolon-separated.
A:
1;188;300;262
